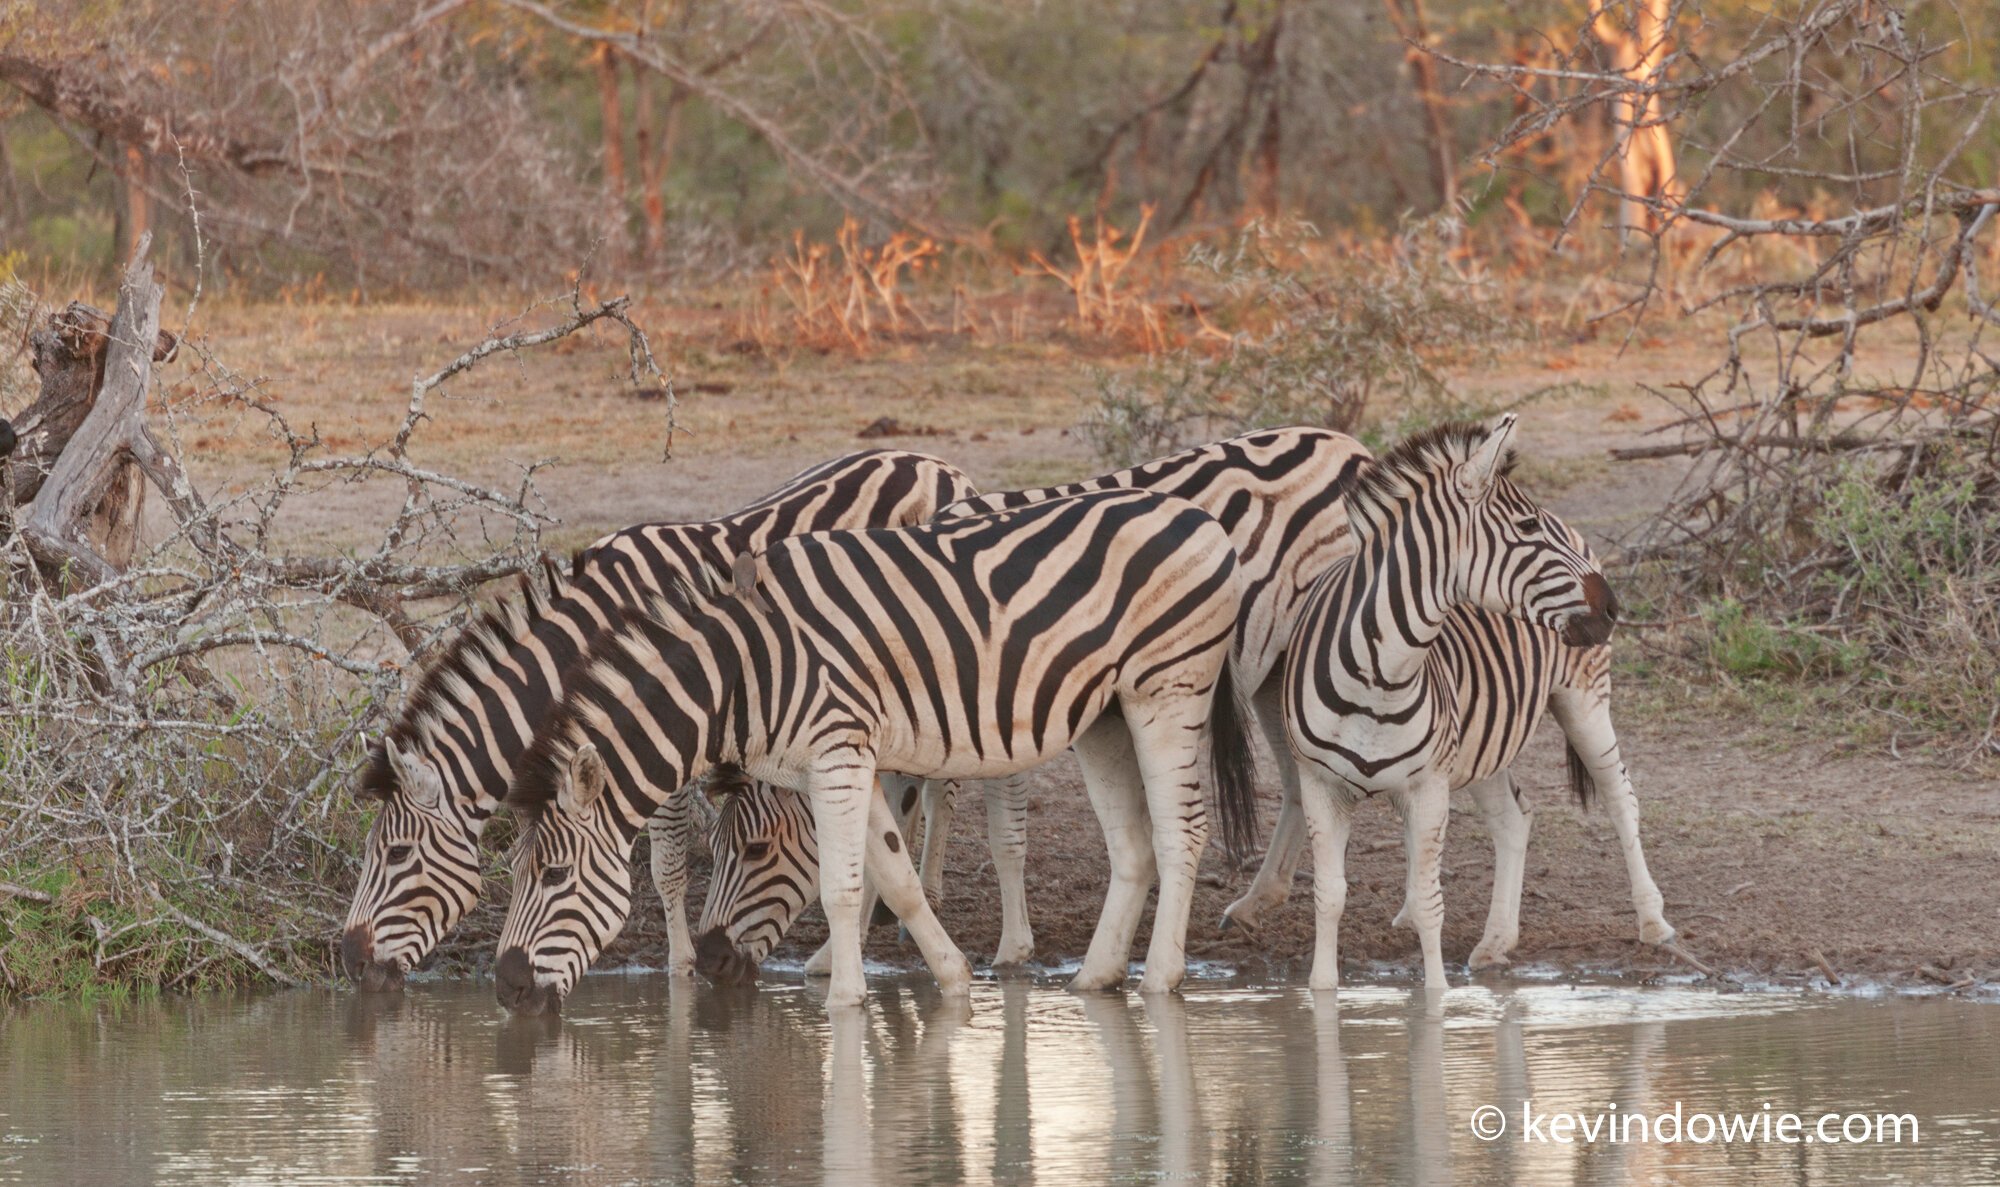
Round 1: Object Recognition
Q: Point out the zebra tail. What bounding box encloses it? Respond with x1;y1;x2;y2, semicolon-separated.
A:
1208;661;1261;865
1565;742;1598;810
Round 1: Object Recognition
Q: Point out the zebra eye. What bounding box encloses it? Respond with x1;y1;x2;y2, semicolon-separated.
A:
744;841;772;861
1515;517;1543;535
385;844;413;864
541;865;571;888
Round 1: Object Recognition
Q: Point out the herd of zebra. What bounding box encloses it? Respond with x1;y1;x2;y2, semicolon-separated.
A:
339;417;1676;1014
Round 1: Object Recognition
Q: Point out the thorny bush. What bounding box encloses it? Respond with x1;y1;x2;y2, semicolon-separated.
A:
0;280;672;996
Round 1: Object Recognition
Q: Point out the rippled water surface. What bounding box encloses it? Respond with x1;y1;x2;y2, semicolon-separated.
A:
4;974;1997;1185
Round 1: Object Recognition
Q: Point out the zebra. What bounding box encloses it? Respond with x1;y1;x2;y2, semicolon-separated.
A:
337;449;977;991
1282;414;1652;991
688;427;1671;975
494;488;1258;1013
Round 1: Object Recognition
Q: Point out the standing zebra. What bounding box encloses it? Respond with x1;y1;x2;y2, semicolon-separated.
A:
495;488;1257;1012
690;427;1672;975
1284;415;1643;990
337;450;976;991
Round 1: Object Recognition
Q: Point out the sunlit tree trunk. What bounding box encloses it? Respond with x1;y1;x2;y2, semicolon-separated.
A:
635;70;688;261
593;43;628;258
1383;0;1457;213
1590;0;1681;238
118;144;150;265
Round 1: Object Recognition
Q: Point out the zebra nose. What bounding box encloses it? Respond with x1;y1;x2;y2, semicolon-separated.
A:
495;947;557;1015
342;926;406;993
341;926;372;979
695;927;759;986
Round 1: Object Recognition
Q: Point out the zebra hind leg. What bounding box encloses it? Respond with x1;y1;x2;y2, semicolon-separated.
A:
1128;702;1219;996
1466;772;1532;969
1069;716;1156;993
1550;687;1675;948
1297;765;1355;991
1220;681;1306;935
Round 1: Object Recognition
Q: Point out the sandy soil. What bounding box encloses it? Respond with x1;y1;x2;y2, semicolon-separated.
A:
117;303;1999;991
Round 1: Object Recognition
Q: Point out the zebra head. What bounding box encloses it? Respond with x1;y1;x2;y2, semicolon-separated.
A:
495;742;636;1016
1352;414;1618;647
693;774;819;985
341;735;485;993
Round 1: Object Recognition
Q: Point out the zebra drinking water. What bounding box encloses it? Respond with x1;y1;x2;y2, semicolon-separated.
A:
493;488;1257;1013
337;450;976;991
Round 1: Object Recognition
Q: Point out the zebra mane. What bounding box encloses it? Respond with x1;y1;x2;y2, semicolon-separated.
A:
355;555;569;801
1347;420;1519;517
505;568;722;823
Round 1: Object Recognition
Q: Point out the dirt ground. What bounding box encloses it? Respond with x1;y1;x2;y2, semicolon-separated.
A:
148;302;2000;992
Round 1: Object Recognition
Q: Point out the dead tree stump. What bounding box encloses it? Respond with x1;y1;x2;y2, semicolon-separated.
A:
7;238;178;586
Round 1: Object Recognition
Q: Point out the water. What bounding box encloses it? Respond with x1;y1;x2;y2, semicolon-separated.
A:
3;973;1997;1185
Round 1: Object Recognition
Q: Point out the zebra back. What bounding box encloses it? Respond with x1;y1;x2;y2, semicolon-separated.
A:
940;427;1369;687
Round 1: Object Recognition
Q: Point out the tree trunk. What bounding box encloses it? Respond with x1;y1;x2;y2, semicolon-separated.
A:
593;44;629;258
121;143;151;264
635;72;688;261
1245;10;1286;216
12;239;178;586
1590;0;1681;237
1384;0;1457;213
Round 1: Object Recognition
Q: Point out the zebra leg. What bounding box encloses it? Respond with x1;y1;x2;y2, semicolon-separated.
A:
1399;779;1453;991
646;787;699;978
1221;680;1306;934
1298;766;1354;991
1130;708;1213;996
897;778;958;947
1550;688;1675;948
1070;716;1156;993
1467;773;1532;969
861;786;972;998
983;772;1035;965
805;763;881;1010
808;776;921;975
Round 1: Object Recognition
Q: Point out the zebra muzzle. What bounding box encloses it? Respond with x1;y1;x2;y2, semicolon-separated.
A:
1561;573;1619;647
694;927;760;986
341;925;406;994
494;947;561;1016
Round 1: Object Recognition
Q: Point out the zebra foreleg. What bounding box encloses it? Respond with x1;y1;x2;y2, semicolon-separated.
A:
647;785;701;979
1550;688;1675;948
1070;716;1156;993
982;772;1036;965
1467;773;1532;969
895;778;958;947
1298;767;1354;991
806;764;882;1010
1400;779;1453;991
860;786;972;998
1220;681;1307;935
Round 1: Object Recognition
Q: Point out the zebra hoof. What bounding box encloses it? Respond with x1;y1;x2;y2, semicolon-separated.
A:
1217;908;1257;937
1640;918;1678;947
1467;942;1513;970
1066;968;1126;994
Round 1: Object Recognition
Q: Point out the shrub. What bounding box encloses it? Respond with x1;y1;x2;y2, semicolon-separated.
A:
1077;214;1519;467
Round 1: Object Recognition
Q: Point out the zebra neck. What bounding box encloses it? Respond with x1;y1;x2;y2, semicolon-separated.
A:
1332;524;1455;698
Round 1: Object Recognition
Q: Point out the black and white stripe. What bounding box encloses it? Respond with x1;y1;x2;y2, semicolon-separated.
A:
1282;415;1669;991
337;450;975;989
692;427;1672;979
494;488;1257;1013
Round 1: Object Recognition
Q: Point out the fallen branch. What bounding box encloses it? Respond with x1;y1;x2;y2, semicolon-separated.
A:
148;891;308;989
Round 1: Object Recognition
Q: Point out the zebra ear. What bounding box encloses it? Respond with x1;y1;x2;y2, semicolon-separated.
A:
1456;413;1518;501
560;742;609;817
386;740;443;811
731;553;774;613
